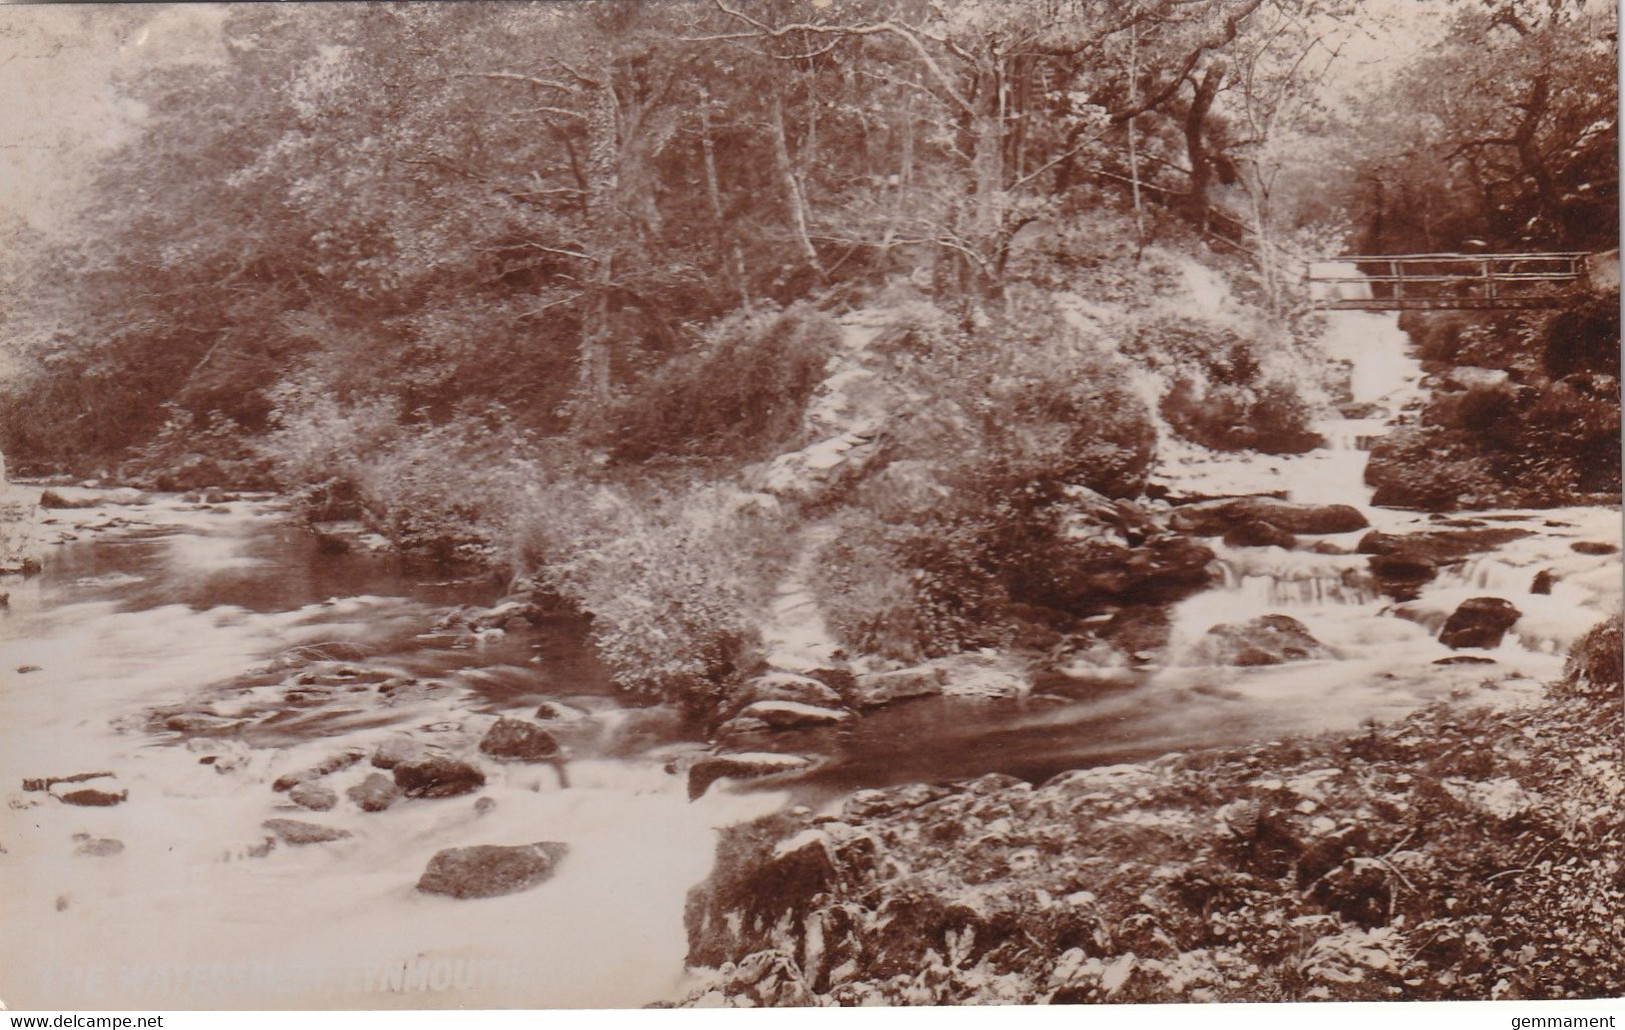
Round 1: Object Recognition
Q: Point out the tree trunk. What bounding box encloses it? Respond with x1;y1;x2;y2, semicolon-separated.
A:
1184;63;1225;234
965;50;1004;301
769;90;823;277
1127;24;1145;250
698;86;749;305
1243;161;1278;312
1513;73;1557;232
577;72;619;422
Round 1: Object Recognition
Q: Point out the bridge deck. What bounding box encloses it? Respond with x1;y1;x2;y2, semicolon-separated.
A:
1307;252;1591;310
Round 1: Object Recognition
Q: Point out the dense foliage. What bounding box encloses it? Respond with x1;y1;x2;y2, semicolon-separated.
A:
1367;301;1620;509
0;0;1615;693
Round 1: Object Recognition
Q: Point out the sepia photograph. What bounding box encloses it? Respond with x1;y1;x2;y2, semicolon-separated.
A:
0;0;1619;1014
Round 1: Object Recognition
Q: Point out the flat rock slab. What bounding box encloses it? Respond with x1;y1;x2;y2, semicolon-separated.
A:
1171;498;1368;536
272;749;368;792
689;753;814;800
416;842;569;899
262;819;352;846
736;700;851;730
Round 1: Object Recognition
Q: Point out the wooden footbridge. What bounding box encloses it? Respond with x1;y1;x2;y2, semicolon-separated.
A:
1307;251;1615;311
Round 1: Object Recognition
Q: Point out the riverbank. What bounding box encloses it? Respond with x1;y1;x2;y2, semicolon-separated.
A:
676;614;1623;1005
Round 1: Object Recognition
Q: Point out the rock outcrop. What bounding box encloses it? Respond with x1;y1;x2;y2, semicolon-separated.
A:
677;681;1625;1005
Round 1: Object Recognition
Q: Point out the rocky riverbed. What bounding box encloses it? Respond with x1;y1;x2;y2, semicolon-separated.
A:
675;618;1623;1006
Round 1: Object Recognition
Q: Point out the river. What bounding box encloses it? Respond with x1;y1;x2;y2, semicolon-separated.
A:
1;300;1618;1009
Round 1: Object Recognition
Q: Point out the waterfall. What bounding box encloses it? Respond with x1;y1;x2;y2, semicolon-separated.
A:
1157;270;1616;720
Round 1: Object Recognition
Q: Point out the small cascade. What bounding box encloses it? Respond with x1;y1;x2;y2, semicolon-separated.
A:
1154;270;1618;721
1213;556;1377;607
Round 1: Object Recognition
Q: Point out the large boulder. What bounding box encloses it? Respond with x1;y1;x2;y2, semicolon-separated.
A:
1439;598;1522;650
688;753;815;800
846;667;945;709
39;489;98;510
1182;614;1333;667
393;756;487;798
754;432;881;505
1366;552;1439;601
416;842;569;899
370;735;427;770
1170;497;1368;536
478;718;563;763
728;672;845;714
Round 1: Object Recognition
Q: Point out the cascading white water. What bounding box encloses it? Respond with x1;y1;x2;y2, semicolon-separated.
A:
0;491;786;1009
1155;266;1620;733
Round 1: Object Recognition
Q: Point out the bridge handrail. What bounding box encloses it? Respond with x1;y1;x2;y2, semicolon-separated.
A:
1310;272;1579;284
1322;252;1591;262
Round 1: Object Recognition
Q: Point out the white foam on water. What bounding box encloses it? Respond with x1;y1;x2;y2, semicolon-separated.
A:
1;498;784;1010
1154;291;1618;736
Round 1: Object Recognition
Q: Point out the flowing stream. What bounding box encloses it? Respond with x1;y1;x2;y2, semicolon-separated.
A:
1;289;1618;1007
0;501;784;1009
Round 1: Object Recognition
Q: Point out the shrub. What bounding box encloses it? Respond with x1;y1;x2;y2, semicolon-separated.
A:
882;299;1159;500
812;513;1004;664
1560;613;1623;697
509;478;796;708
1446;383;1523;450
808;300;1169;660
1516;380;1622;495
1544;295;1621;379
1365;427;1500;510
601;302;840;463
1161;377;1322;454
261;378;528;556
120;404;275;491
1400;311;1476;366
